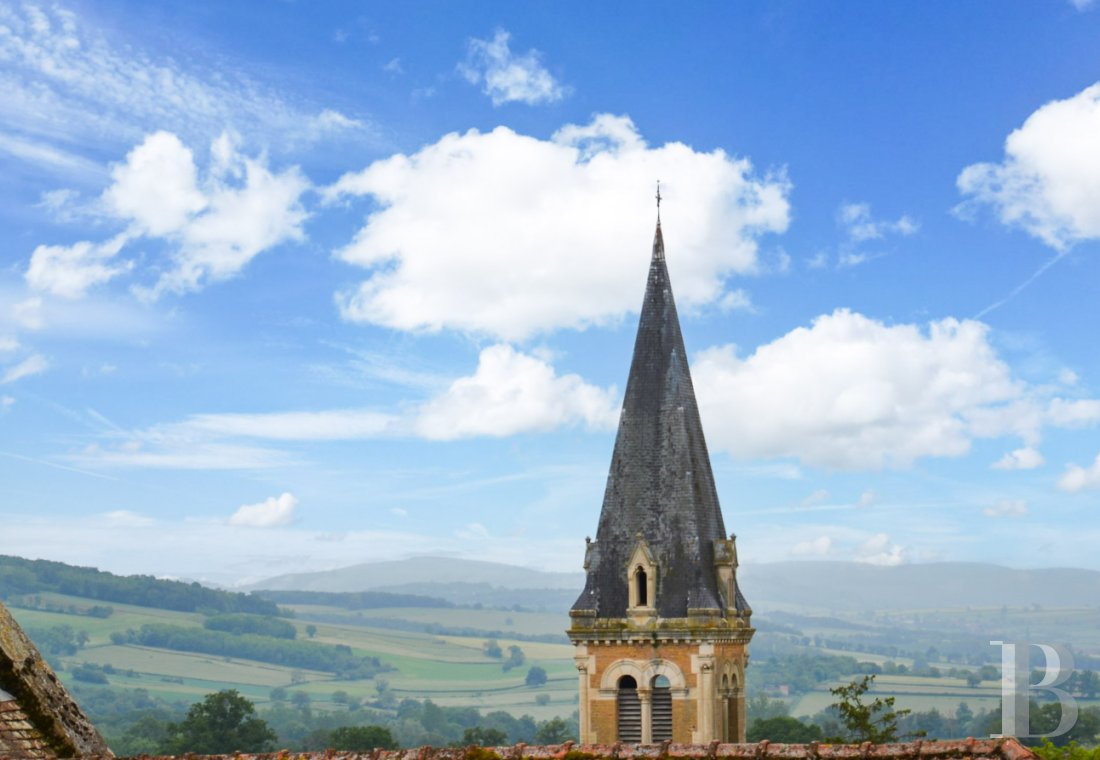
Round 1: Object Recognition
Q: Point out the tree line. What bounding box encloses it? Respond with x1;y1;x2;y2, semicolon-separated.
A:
77;685;577;755
111;623;392;679
203;613;298;639
0;555;279;615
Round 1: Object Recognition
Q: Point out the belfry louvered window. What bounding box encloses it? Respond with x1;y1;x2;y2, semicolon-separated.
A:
617;675;641;742
652;675;672;741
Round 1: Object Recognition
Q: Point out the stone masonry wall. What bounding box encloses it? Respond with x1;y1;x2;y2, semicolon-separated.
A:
583;639;748;742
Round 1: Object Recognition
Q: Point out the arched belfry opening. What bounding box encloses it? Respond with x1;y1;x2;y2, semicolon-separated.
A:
722;669;743;742
652;675;672;741
616;675;641;742
568;215;754;743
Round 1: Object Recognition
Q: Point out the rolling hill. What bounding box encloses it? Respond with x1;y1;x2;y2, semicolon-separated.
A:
247;557;1100;613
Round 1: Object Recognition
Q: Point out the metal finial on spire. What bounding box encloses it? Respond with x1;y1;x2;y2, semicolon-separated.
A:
656;180;662;222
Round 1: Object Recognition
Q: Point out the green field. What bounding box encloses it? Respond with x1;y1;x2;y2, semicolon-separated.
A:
9;592;577;721
11;589;1100;731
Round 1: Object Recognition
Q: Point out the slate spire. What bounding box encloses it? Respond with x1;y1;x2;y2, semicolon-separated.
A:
572;219;745;619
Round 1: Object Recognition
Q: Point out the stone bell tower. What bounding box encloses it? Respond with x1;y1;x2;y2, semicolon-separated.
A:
568;213;753;744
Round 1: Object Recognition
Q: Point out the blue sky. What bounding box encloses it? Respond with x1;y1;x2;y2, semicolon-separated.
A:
2;1;1100;585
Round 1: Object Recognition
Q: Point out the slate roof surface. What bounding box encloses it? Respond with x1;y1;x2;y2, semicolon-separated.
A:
572;222;746;619
0;602;112;759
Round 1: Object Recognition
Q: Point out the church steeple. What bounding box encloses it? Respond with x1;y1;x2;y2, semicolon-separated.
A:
568;211;753;745
570;218;747;619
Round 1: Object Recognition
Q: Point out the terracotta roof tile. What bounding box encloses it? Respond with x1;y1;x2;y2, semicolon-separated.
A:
0;602;113;758
0;699;52;759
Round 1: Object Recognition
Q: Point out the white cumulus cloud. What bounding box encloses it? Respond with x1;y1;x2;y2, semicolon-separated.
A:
105;132;209;236
414;344;618;439
29;131;310;299
229;492;299;527
1058;453;1100;493
115;132;310;296
856;533;906;566
958;83;1100;249
992;447;1045;471
693;309;1022;469
460;29;567;106
326;114;790;340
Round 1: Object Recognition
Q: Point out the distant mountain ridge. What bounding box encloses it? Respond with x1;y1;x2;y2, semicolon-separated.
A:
738;561;1100;612
249;557;1100;613
247;556;586;592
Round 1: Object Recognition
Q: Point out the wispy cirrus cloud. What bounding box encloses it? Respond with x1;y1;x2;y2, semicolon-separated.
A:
983;499;1028;518
832;202;918;268
25;234;132;298
0;3;367;177
839;202;919;243
72;442;293;471
2;354;49;384
69;345;618;469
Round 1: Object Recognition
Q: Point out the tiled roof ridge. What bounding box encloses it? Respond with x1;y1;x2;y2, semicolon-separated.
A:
28;737;1037;760
0;699;52;760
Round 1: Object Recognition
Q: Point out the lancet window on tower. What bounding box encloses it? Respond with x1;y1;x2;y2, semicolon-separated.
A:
626;536;657;613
